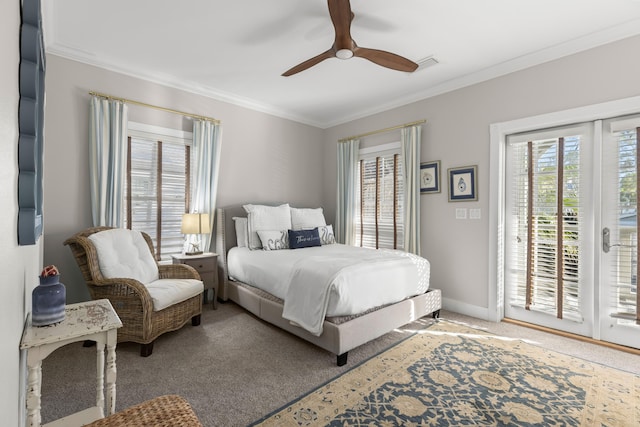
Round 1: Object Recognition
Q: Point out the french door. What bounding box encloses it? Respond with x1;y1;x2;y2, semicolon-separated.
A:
504;115;640;349
600;116;640;348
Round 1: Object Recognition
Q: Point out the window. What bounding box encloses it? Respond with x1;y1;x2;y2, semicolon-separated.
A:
354;142;404;249
125;122;193;261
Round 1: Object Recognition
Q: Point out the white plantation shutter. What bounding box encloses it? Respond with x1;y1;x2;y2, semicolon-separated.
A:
505;124;590;321
127;137;158;237
604;116;640;324
125;123;193;261
355;143;404;250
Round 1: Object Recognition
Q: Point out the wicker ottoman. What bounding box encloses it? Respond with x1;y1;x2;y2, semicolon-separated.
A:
85;395;202;427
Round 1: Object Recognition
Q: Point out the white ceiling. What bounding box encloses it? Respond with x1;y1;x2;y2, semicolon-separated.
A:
43;0;640;128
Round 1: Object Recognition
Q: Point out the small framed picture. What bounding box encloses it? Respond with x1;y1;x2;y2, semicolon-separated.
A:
448;165;477;202
420;161;440;194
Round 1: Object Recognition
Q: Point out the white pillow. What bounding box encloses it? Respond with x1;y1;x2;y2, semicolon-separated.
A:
233;217;248;248
318;224;336;245
243;204;292;250
257;230;289;251
291;207;327;230
88;228;159;284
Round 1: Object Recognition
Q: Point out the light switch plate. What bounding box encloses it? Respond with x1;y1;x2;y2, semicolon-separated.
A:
456;208;467;219
470;208;481;219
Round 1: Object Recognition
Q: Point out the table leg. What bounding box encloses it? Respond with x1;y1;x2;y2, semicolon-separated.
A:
25;361;42;427
105;341;117;416
95;342;105;417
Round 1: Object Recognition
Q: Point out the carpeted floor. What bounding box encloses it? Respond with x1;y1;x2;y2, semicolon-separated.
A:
253;321;640;426
40;302;640;426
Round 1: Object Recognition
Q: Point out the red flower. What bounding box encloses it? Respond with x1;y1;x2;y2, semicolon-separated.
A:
40;265;59;277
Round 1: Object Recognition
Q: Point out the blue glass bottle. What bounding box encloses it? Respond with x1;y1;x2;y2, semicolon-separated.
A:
32;274;66;326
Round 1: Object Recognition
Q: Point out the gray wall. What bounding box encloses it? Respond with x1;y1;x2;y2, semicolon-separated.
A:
44;35;640;314
43;55;325;303
322;34;640;318
0;2;43;425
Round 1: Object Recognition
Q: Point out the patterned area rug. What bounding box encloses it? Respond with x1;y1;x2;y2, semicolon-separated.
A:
252;321;640;426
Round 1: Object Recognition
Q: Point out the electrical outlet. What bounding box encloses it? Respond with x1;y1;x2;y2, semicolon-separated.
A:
456;208;467;219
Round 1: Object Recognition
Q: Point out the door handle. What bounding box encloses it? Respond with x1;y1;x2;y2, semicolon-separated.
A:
603;227;635;253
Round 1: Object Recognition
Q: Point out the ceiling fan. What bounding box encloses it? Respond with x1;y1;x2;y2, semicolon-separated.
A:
282;0;419;76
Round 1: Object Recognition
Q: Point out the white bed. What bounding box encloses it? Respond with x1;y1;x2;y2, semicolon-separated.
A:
215;204;442;366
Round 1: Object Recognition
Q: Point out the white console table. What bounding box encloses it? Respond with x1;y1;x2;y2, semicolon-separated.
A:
20;299;122;427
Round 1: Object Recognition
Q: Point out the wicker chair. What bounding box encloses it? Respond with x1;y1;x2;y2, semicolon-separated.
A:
64;226;203;357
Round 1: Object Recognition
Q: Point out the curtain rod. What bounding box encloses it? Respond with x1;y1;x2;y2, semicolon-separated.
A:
89;91;221;124
338;119;426;142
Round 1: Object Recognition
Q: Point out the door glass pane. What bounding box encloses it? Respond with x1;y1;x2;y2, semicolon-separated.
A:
610;127;638;322
505;125;587;323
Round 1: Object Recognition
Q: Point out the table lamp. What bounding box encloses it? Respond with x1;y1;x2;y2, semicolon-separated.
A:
181;213;211;255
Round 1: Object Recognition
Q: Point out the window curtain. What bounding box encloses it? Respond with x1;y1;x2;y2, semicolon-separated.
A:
190;119;223;252
401;125;421;255
335;138;360;245
89;96;128;227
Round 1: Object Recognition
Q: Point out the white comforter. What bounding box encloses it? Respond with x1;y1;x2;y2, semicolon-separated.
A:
227;244;430;336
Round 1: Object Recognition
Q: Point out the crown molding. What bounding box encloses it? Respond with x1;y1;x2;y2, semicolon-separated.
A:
44;16;640;129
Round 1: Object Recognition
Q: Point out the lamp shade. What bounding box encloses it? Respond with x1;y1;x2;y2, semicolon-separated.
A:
181;213;211;234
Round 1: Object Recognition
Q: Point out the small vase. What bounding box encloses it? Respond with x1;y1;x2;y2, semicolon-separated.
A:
32;274;66;326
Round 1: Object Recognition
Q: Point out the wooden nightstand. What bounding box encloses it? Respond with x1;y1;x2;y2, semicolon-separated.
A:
172;252;219;309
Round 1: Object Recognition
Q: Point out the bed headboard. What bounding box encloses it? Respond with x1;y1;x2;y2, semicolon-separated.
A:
215;203;286;300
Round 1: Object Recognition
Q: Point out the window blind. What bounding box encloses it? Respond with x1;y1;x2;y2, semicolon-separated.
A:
355;145;404;250
605;116;640;324
505;124;588;321
125;124;193;261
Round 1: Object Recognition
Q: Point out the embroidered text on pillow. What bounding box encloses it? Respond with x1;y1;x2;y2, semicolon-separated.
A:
288;228;321;249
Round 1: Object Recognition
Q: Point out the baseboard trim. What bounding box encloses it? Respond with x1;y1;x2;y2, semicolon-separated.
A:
442;297;488;320
503;317;640;356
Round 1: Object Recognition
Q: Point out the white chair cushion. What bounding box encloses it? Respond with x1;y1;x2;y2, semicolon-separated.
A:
88;228;160;284
145;279;204;311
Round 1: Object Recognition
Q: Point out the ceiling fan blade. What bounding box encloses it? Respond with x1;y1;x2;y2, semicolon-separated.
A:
354;47;418;73
327;0;354;49
282;49;335;77
282;0;417;76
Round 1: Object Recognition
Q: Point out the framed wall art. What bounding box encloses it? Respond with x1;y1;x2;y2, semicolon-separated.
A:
448;165;477;202
420;161;440;194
